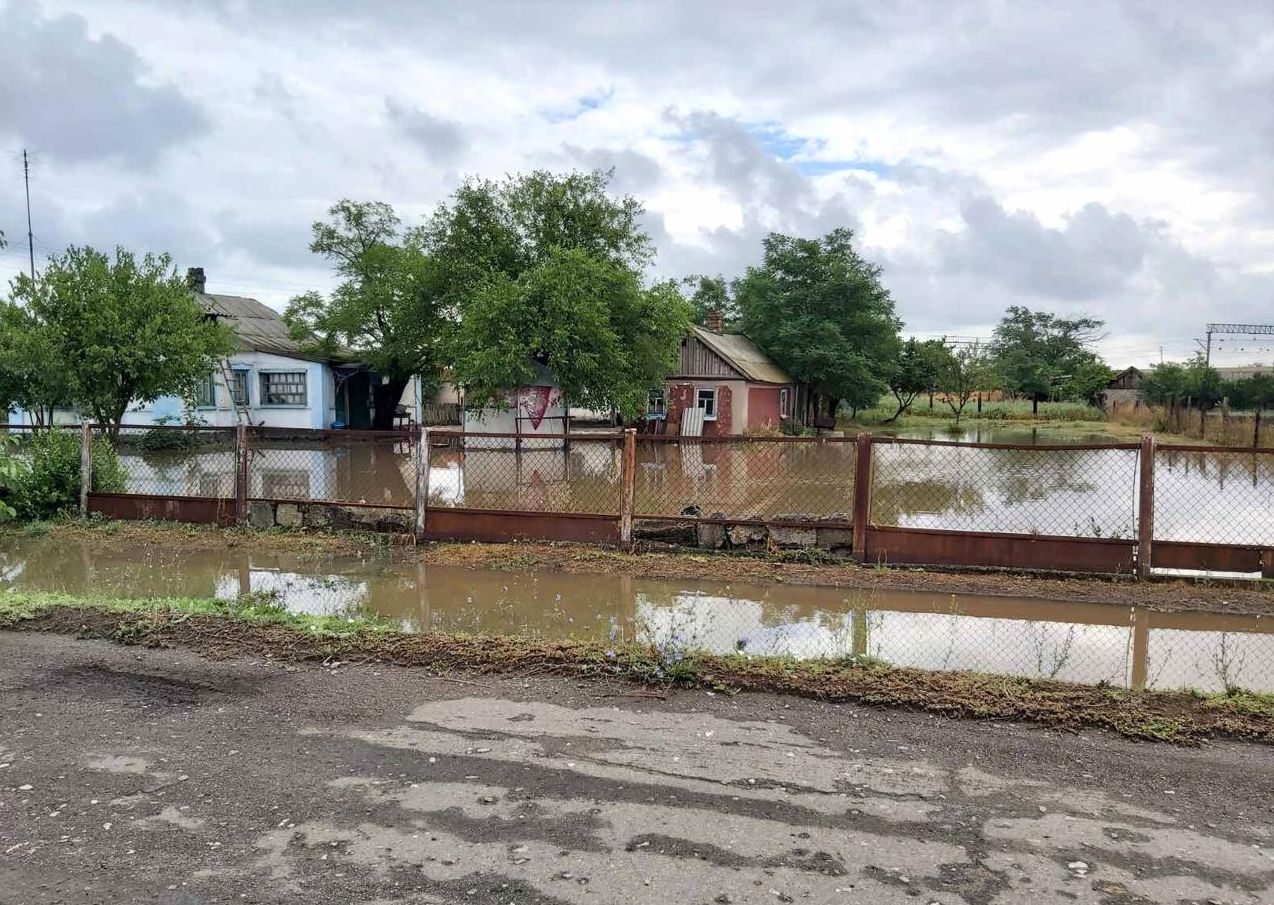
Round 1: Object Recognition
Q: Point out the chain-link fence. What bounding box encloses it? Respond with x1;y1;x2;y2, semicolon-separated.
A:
425;432;623;514
249;427;417;508
870;439;1142;538
1153;446;1274;546
106;425;239;498
633;437;856;522
58;425;1274;577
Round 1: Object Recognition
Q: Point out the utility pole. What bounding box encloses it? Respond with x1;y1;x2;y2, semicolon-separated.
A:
23;149;35;284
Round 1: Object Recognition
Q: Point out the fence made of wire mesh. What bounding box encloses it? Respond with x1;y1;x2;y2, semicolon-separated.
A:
869;439;1142;538
249;427;418;508
108;425;239;498
1153;447;1274;546
633;437;857;522
425;432;624;514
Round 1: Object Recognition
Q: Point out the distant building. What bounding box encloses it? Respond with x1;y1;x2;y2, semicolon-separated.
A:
656;314;807;436
1101;366;1144;409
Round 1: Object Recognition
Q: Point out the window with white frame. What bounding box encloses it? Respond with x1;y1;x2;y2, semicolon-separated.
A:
647;388;666;416
779;387;791;418
260;371;308;406
696;388;717;420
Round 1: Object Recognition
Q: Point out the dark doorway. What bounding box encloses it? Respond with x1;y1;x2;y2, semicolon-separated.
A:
335;369;373;429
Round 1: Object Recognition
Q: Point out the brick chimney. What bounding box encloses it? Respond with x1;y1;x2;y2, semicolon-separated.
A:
186;267;207;294
704;308;725;333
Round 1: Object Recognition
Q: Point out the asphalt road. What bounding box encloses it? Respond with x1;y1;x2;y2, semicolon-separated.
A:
1;631;1272;904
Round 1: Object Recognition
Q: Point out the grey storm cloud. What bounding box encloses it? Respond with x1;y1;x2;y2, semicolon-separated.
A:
937;198;1152;301
0;1;207;165
384;99;467;165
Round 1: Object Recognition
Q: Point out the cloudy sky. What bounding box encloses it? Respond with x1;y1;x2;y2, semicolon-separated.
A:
1;0;1272;366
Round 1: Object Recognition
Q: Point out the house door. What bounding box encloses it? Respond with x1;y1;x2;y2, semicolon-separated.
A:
337;371;374;429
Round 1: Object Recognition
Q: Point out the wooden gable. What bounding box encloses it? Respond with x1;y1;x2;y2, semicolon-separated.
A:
677;333;745;379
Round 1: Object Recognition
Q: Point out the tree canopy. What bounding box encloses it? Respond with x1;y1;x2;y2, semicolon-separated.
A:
938;341;996;423
990;306;1108;402
886;338;953;422
419;169;652;306
424;169;688;417
452;248;689;417
735;228;901;416
5;246;233;438
1139;357;1224;408
681;274;735;327
285;200;450;429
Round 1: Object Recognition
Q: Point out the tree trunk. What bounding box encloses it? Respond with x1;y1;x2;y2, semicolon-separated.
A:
371;377;411;431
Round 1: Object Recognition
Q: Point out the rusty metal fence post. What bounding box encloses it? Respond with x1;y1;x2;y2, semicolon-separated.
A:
79;422;93;517
620;428;636;548
852;432;874;563
1136;434;1156;579
415;426;431;541
235;424;250;524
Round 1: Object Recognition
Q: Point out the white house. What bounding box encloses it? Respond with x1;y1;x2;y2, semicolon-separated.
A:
115;268;336;429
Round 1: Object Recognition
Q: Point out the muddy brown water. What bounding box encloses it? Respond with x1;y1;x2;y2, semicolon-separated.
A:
3;536;1270;693
100;425;1274;549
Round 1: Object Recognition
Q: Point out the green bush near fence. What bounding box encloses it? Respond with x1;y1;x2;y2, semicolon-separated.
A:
7;429;127;520
0;435;25;521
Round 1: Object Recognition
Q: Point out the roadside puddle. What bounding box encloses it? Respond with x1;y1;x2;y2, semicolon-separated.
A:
2;536;1270;692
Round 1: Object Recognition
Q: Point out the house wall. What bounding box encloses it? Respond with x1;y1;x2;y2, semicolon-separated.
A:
746;386;784;432
462;383;567;449
1102;388;1141;409
666;379;746;436
122;352;334;429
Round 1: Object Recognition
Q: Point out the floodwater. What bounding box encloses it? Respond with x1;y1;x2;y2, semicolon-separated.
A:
96;427;1274;548
3;536;1270;693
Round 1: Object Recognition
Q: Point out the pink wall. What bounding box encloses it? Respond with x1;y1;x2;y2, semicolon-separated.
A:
747;386;782;432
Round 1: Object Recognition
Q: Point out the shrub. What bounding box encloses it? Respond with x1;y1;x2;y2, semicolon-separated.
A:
0;435;26;521
11;429;127;520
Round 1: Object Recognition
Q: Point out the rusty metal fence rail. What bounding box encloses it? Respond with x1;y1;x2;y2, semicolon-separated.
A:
65;423;1274;577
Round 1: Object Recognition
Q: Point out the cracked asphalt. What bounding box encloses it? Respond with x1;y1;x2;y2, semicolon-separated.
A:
1;631;1272;904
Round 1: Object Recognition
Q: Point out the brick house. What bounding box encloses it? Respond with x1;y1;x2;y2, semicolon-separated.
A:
654;316;807;436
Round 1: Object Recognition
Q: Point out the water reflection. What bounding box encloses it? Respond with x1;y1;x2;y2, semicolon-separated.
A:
106;427;1273;547
2;536;1270;693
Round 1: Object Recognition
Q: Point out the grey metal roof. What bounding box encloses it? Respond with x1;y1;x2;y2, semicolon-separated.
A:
198;293;332;363
688;325;794;385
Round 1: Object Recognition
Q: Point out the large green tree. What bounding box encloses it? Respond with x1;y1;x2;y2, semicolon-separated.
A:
452;248;689;417
886;338;953;422
285;200;450;429
419;169;652;306
423;170;687;417
6;247;233;439
735;228;901;418
990;306;1107;404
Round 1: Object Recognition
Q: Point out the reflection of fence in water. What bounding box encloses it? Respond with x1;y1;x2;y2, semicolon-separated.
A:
632;439;857;520
426;436;623;513
1154;448;1274;546
870;441;1141;538
631;592;1274;692
111;426;238;498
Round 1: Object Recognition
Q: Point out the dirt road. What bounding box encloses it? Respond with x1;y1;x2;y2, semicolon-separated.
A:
2;632;1272;904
